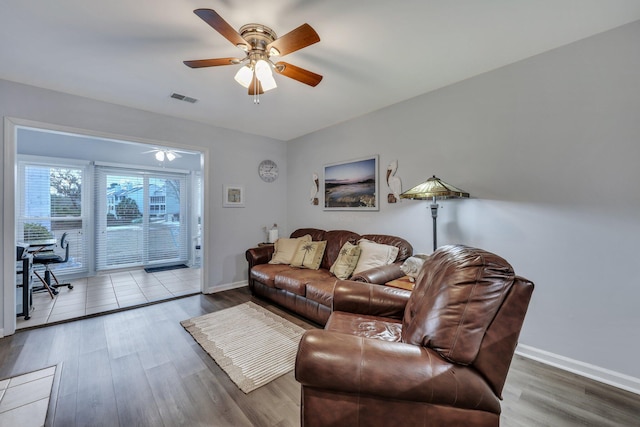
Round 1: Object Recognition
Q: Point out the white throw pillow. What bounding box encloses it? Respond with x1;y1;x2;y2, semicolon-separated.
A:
400;254;430;278
269;234;312;264
352;239;400;275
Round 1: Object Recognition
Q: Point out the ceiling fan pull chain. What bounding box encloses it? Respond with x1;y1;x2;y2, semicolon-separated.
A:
253;71;260;104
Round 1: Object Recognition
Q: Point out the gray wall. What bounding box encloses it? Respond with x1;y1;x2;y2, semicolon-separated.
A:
1;79;288;334
287;21;640;384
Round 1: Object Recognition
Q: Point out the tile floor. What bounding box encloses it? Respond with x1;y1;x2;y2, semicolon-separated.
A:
17;267;201;330
0;366;56;427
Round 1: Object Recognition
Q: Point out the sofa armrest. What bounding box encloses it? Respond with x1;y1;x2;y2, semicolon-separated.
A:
350;262;405;284
246;246;275;292
332;280;410;319
245;245;274;267
295;330;499;412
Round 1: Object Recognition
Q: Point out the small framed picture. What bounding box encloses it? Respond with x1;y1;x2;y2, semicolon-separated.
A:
223;185;245;207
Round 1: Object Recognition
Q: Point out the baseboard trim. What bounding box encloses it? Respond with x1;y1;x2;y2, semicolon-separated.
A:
204;280;248;294
516;344;640;395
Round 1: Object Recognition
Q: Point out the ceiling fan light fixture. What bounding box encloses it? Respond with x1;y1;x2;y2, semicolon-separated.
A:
234;65;253;88
269;47;280;57
254;59;277;91
254;59;272;80
260;74;278;91
155;151;165;162
165;151;177;161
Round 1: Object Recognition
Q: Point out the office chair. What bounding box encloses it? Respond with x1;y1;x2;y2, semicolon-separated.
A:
33;232;74;293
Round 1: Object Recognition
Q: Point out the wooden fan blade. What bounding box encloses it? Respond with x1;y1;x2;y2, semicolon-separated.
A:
194;9;250;50
183;58;241;68
248;78;264;95
274;62;323;87
266;23;320;57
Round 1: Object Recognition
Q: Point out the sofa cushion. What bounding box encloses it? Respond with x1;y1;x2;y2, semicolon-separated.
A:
305;278;338;308
401;245;515;365
251;264;295;288
269;234;311;264
352;239;399;275
361;234;413;263
291;228;326;242
291;240;327;270
320;230;361;270
274;268;334;296
330;241;362;279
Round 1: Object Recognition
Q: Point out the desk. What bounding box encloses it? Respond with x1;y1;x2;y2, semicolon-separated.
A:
385;275;415;291
16;245;33;319
25;239;57;253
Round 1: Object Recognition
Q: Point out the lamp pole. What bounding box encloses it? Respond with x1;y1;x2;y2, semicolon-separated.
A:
430;196;438;251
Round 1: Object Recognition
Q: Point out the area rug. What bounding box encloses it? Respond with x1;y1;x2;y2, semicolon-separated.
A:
181;301;306;393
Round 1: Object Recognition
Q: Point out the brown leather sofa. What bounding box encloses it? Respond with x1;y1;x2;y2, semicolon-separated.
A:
245;228;413;325
295;244;534;427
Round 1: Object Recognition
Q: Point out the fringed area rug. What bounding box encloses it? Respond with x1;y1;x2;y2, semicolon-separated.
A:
181;301;306;393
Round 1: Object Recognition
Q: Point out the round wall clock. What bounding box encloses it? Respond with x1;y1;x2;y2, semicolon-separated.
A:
258;159;279;182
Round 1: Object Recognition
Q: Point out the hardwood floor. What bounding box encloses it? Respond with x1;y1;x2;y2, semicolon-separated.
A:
1;288;638;426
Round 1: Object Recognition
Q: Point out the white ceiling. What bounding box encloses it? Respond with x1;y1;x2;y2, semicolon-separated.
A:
2;1;640;141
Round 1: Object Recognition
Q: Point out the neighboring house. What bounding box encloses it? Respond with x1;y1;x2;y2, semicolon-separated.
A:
106;182;179;220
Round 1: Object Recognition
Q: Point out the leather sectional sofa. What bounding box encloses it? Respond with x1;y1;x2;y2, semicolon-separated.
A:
245;228;413;325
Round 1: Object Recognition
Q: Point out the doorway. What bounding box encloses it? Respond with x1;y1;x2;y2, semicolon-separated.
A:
4;119;208;334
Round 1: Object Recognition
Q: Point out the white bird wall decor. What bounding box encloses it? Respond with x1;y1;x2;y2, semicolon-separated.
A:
310;172;319;205
387;160;402;203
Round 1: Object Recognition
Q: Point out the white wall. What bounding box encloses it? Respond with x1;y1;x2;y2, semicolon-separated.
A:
1;79;288;334
287;21;640;387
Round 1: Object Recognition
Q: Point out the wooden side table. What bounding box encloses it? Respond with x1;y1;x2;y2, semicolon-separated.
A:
385;275;415;291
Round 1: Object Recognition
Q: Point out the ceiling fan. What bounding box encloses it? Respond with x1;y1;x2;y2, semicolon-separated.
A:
183;9;322;97
143;148;183;162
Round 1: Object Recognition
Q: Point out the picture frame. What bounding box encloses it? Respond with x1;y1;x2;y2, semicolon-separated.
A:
223;185;245;208
323;155;379;211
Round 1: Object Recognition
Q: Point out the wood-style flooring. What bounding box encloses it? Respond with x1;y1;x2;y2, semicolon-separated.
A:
1;287;638;426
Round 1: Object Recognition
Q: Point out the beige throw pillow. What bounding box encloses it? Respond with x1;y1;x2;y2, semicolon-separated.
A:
352;239;400;275
330;242;362;279
269;234;312;264
290;240;327;270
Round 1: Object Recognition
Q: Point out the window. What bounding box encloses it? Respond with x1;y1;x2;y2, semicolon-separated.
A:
17;161;88;276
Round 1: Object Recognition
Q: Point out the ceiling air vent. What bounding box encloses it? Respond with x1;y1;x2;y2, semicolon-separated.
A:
170;93;198;103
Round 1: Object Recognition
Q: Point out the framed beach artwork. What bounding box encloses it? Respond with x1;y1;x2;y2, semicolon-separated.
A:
323;155;379;211
223;185;245;207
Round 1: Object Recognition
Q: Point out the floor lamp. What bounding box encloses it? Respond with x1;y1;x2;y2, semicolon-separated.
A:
400;175;469;251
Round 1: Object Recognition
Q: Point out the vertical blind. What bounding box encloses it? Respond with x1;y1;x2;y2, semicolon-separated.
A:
95;166;188;270
17;162;88;276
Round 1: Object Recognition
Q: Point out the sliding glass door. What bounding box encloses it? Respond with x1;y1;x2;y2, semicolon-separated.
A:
96;167;188;270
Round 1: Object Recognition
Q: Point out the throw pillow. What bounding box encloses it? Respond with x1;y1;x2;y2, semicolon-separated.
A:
269;234;312;265
290;240;327;270
352;239;400;275
330;242;362;279
400;254;431;278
